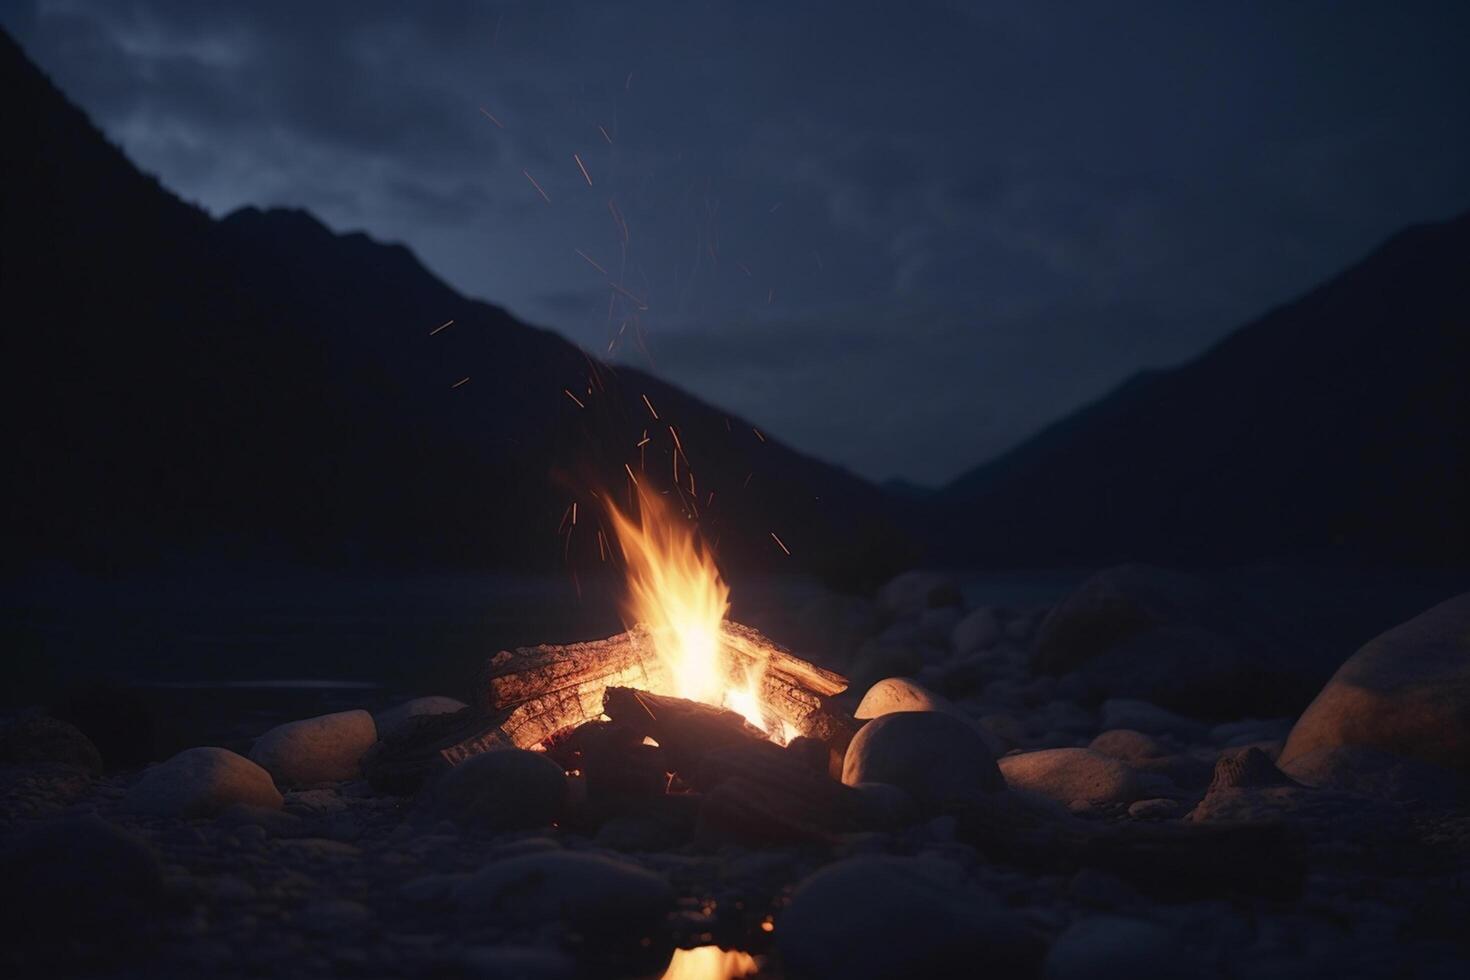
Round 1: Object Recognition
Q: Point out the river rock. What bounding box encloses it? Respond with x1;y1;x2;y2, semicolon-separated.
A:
1045;915;1187;980
998;748;1143;806
0;712;103;775
1278;592;1470;788
249;709;376;786
1090;730;1213;790
842;711;1004;813
1100;699;1209;741
877;570;962;618
855;677;964;720
125;746;283;816
373;696;467;742
454;851;674;937
777;856;1042;980
1089;728;1170;762
1033;565;1312;718
427;748;567;833
951;606;1001;654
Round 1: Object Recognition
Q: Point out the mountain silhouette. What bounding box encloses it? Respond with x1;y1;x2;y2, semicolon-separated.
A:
0;31;911;585
931;211;1470;565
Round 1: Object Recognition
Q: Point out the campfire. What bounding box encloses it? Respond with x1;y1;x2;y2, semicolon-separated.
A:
367;479;863;847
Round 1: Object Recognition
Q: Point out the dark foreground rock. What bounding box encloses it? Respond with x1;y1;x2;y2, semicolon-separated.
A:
425;748;568;833
454;850;675;938
0;815;166;954
778;856;1043;980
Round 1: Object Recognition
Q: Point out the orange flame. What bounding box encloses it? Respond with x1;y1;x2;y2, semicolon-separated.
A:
660;946;759;980
604;482;774;736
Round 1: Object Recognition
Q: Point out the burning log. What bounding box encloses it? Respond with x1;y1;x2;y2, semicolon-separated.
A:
472;621;853;753
602;687;766;777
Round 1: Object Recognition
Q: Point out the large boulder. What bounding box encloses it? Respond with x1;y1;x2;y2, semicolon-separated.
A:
454;851;673;938
842;711;1004;813
1033;565;1312;718
0;712;103;774
427;748;568;833
1279;593;1470;786
777;856;1042;980
998;748;1143;807
249;709;376;786
125;746;283;816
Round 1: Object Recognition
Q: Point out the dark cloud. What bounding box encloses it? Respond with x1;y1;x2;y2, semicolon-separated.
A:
3;0;1468;483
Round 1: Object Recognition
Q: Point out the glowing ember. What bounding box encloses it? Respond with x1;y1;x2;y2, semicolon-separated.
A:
605;482;780;739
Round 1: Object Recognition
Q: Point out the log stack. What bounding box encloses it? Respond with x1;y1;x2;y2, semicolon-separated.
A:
364;622;857;791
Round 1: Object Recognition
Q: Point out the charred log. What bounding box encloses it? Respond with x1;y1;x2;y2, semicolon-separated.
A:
471;622;854;752
602;687;767;777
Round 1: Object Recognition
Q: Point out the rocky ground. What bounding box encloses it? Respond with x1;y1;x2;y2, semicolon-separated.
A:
2;564;1468;979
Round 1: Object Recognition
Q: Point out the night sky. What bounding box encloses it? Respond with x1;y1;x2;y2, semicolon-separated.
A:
3;1;1467;485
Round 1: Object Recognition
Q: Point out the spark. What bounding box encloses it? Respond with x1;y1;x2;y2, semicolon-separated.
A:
597;124;613;144
624;462;639;485
625;70;634;90
753;427;766;442
563;388;586;409
451;377;470;389
640;394;659;420
477;107;505;128
522;169;551;204
706;490;715;507
668;425;685;456
572;502;578;525
767;287;774;304
743;472;754;488
636;429;651;448
429;319;454;335
557;503;574;534
573;153;593;186
770;532;792;556
575;248;607;275
608;281;648;310
607;198;630;243
597;529;607;561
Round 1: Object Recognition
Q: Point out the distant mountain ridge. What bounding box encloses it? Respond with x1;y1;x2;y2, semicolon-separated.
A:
0;31;910;584
931;211;1470;564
